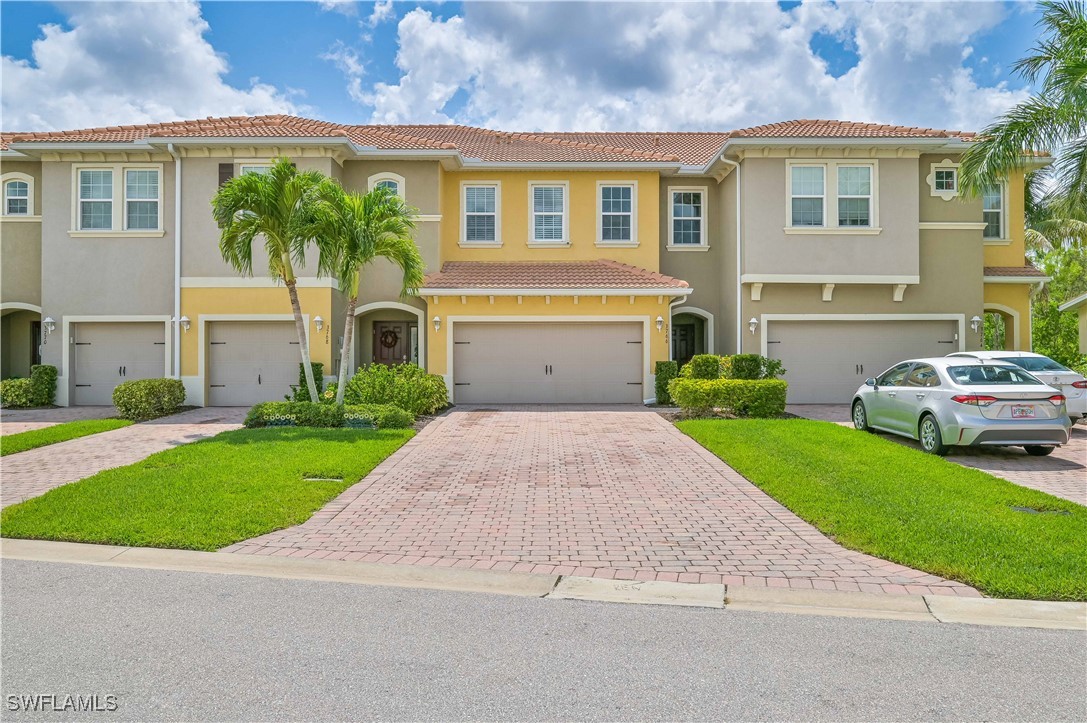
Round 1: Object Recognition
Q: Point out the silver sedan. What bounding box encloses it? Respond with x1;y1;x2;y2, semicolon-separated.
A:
851;357;1072;456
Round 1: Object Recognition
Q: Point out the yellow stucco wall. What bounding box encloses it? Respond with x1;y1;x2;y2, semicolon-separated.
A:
983;168;1028;267
439;170;661;268
983;282;1033;350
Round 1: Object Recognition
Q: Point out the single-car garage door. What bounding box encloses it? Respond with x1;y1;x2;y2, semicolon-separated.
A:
72;322;166;405
452;322;644;404
207;321;300;406
766;319;959;404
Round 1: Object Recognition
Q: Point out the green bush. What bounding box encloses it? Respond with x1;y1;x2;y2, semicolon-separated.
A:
729;354;786;380
343;363;448;416
679;355;731;379
654;361;679;405
287;363;326;402
668;378;788;418
112;378;187;421
0;378;34;408
29;365;58;406
344;404;414;429
688;354;723;379
244;401;414;430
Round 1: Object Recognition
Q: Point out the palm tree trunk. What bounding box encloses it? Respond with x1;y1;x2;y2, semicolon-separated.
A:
335;295;357;405
283;261;319;401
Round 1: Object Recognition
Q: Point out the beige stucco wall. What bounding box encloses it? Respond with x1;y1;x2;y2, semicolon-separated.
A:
1;161;43;307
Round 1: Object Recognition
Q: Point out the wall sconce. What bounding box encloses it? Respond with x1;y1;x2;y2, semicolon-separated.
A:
970;315;982;333
432;316;441;332
748;317;759;335
43;317;56;339
178;316;191;332
656;315;664;332
314;315;324;332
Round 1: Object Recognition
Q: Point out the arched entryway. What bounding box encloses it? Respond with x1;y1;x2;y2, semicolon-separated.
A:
352;301;425;372
983;302;1022;350
671;306;714;366
0;302;42;379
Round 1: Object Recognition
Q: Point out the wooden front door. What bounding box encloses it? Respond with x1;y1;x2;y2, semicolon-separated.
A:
673;323;696;366
374;321;412;365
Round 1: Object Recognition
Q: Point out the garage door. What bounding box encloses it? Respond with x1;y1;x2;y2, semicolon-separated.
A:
72;322;166;406
207;322;300;406
766;320;959;404
452;322;644;404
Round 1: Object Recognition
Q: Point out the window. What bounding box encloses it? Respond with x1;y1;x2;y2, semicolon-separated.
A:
790;166;825;227
529;183;567;244
670;189;704;246
948;365;1040;386
983;184;1004;239
375;179;399;195
837;166;871;227
125;169;159;230
905;364;940;388
368;172;405;198
599;183;636;244
934;168;957;193
462;183;499;245
79;169;113;230
239;164;271;176
4;180;29;215
995;356;1072;373
877;363;912;386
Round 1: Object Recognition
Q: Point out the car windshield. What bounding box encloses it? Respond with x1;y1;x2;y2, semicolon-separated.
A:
947;365;1043;386
994;356;1072;373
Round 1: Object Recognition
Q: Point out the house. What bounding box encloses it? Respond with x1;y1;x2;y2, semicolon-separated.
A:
0;115;1047;405
1058;293;1087;355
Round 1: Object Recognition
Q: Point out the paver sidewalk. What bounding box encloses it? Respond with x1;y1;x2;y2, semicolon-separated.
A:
1;406;119;436
226;407;978;597
1;407;245;508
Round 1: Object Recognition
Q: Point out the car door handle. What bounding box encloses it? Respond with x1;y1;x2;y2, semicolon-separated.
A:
887;392;897;398
915;393;926;400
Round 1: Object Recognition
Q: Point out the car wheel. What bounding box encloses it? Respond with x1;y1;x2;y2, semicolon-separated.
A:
1023;445;1055;457
918;414;949;456
852;400;872;432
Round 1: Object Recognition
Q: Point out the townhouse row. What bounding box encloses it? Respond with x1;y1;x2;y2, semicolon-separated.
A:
0;116;1047;405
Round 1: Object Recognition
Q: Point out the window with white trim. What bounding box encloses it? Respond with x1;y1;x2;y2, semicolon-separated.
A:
463;183;499;244
934;168;957;193
837;165;871;227
4;180;29;215
529;183;567;244
125;169;159;230
983;184;1004;239
376;179;399;194
790;165;825;227
599;183;635;244
239;164;271;176
368;172;405;198
78;169;113;230
670;189;704;245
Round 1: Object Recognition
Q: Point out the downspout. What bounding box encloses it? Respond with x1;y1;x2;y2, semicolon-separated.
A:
718;156;742;353
168;144;182;380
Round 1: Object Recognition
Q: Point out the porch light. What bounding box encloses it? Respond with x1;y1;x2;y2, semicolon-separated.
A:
43;317;56;337
314;315;324;332
656;315;664;332
970;315;983;333
433;316;441;332
179;316;191;332
748;317;759;335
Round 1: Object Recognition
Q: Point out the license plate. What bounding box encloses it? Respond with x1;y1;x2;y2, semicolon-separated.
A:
1011;405;1035;418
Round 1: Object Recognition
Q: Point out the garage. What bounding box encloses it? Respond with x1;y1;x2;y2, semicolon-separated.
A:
207;321;301;406
72;322;166;405
452;322;644;404
765;319;960;404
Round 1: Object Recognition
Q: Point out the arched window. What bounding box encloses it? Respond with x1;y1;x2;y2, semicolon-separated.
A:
375;179;399;195
2;174;33;216
368;172;406;199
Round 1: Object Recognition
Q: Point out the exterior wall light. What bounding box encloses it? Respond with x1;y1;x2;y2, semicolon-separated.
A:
970;315;982;333
748;317;759;335
314;316;324;332
179;316;191;332
656;315;664;332
43;317;56;338
433;316;441;332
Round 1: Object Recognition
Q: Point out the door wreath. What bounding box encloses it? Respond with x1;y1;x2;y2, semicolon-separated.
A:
379;328;400;349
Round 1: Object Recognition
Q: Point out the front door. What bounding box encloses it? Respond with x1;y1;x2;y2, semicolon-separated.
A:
374;321;412;365
673;323;696;366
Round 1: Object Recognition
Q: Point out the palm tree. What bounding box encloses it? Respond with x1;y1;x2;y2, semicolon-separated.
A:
212;158;326;401
316;186;425;404
959;0;1087;209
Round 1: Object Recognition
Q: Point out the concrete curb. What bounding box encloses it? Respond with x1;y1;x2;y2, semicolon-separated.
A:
3;539;1084;630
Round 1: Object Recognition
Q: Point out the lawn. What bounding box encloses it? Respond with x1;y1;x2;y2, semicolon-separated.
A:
1;419;133;456
1;427;413;551
677;418;1087;601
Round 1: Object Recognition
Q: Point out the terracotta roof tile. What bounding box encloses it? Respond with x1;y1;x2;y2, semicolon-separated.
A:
983;265;1048;278
422;260;689;290
728;119;976;141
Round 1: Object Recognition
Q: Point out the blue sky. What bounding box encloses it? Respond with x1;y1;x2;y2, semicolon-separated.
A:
1;1;1040;132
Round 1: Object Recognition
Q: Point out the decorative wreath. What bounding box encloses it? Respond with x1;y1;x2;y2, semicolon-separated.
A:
379;329;400;349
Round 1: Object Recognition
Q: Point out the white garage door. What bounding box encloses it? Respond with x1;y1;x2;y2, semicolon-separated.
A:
207;322;301;406
72;322;166;406
766;320;959;404
452;322;644;404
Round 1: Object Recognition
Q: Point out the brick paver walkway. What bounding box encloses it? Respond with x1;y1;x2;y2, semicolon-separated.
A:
226;406;979;597
789;404;1087;506
0;406;119;436
1;407;245;508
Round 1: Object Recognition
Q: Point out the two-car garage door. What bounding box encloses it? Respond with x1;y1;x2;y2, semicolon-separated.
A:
766;319;959;404
452;322;644;404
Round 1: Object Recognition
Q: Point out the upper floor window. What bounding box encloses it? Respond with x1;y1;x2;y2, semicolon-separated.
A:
787;161;879;231
837;166;871;227
74;165;161;233
598;183;636;245
529;182;567;245
670;189;705;246
79;169;113;230
368;172;405;198
239;164;270;176
125;170;159;230
3;179;29;216
983;184;1004;239
934;168;957;193
462;182;500;245
790;166;825;227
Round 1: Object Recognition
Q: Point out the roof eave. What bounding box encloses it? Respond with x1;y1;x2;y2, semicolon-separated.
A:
419;287;693;296
1058;292;1087;311
983;275;1051;284
457;159;683;171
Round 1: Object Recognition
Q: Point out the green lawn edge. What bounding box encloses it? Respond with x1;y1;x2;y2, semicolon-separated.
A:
676;418;1087;601
1;418;133;456
1;426;414;551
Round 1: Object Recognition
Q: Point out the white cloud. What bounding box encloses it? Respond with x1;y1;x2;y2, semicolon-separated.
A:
2;1;299;131
366;0;395;28
315;0;358;16
322;41;367;105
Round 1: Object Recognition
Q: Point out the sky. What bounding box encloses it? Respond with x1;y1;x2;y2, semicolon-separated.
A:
1;0;1041;134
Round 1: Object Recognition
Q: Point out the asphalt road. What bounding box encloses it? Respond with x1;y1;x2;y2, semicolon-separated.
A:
2;560;1084;722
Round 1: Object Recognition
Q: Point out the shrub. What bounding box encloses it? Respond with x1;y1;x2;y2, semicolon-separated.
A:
343;363;448;416
730;354;786;380
344;404;414;429
29;365;58;406
688;354;723;379
679;355;731;379
287;363;326;402
244;401;414;430
0;378;34;408
668;378;788;418
112;378;186;421
654;361;679;405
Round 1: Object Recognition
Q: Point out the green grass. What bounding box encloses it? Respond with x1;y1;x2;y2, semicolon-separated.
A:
677;418;1087;601
1;427;413;551
1;419;133;456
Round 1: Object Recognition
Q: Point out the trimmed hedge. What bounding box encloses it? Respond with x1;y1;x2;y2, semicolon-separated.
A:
112;378;187;421
730;354;786;380
0;378;34;408
688;354;723;379
668;378;788;418
654;361;679;406
29;365;58;406
344;363;448;416
244;401;414;430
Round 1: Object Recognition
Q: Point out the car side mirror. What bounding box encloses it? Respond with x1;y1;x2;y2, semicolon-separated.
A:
865;378;877;388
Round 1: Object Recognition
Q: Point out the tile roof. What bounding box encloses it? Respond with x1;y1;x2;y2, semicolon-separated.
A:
421;260;689;290
2;115;976;164
983;265;1047;278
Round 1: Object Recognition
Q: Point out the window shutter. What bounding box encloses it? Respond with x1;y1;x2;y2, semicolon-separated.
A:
218;163;233;187
289;162;297;170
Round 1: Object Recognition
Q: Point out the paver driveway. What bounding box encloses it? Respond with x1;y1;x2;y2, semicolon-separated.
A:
0;406;119;436
227;406;977;597
789;404;1087;506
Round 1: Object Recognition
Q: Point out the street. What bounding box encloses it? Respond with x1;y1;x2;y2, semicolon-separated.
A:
2;560;1084;721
